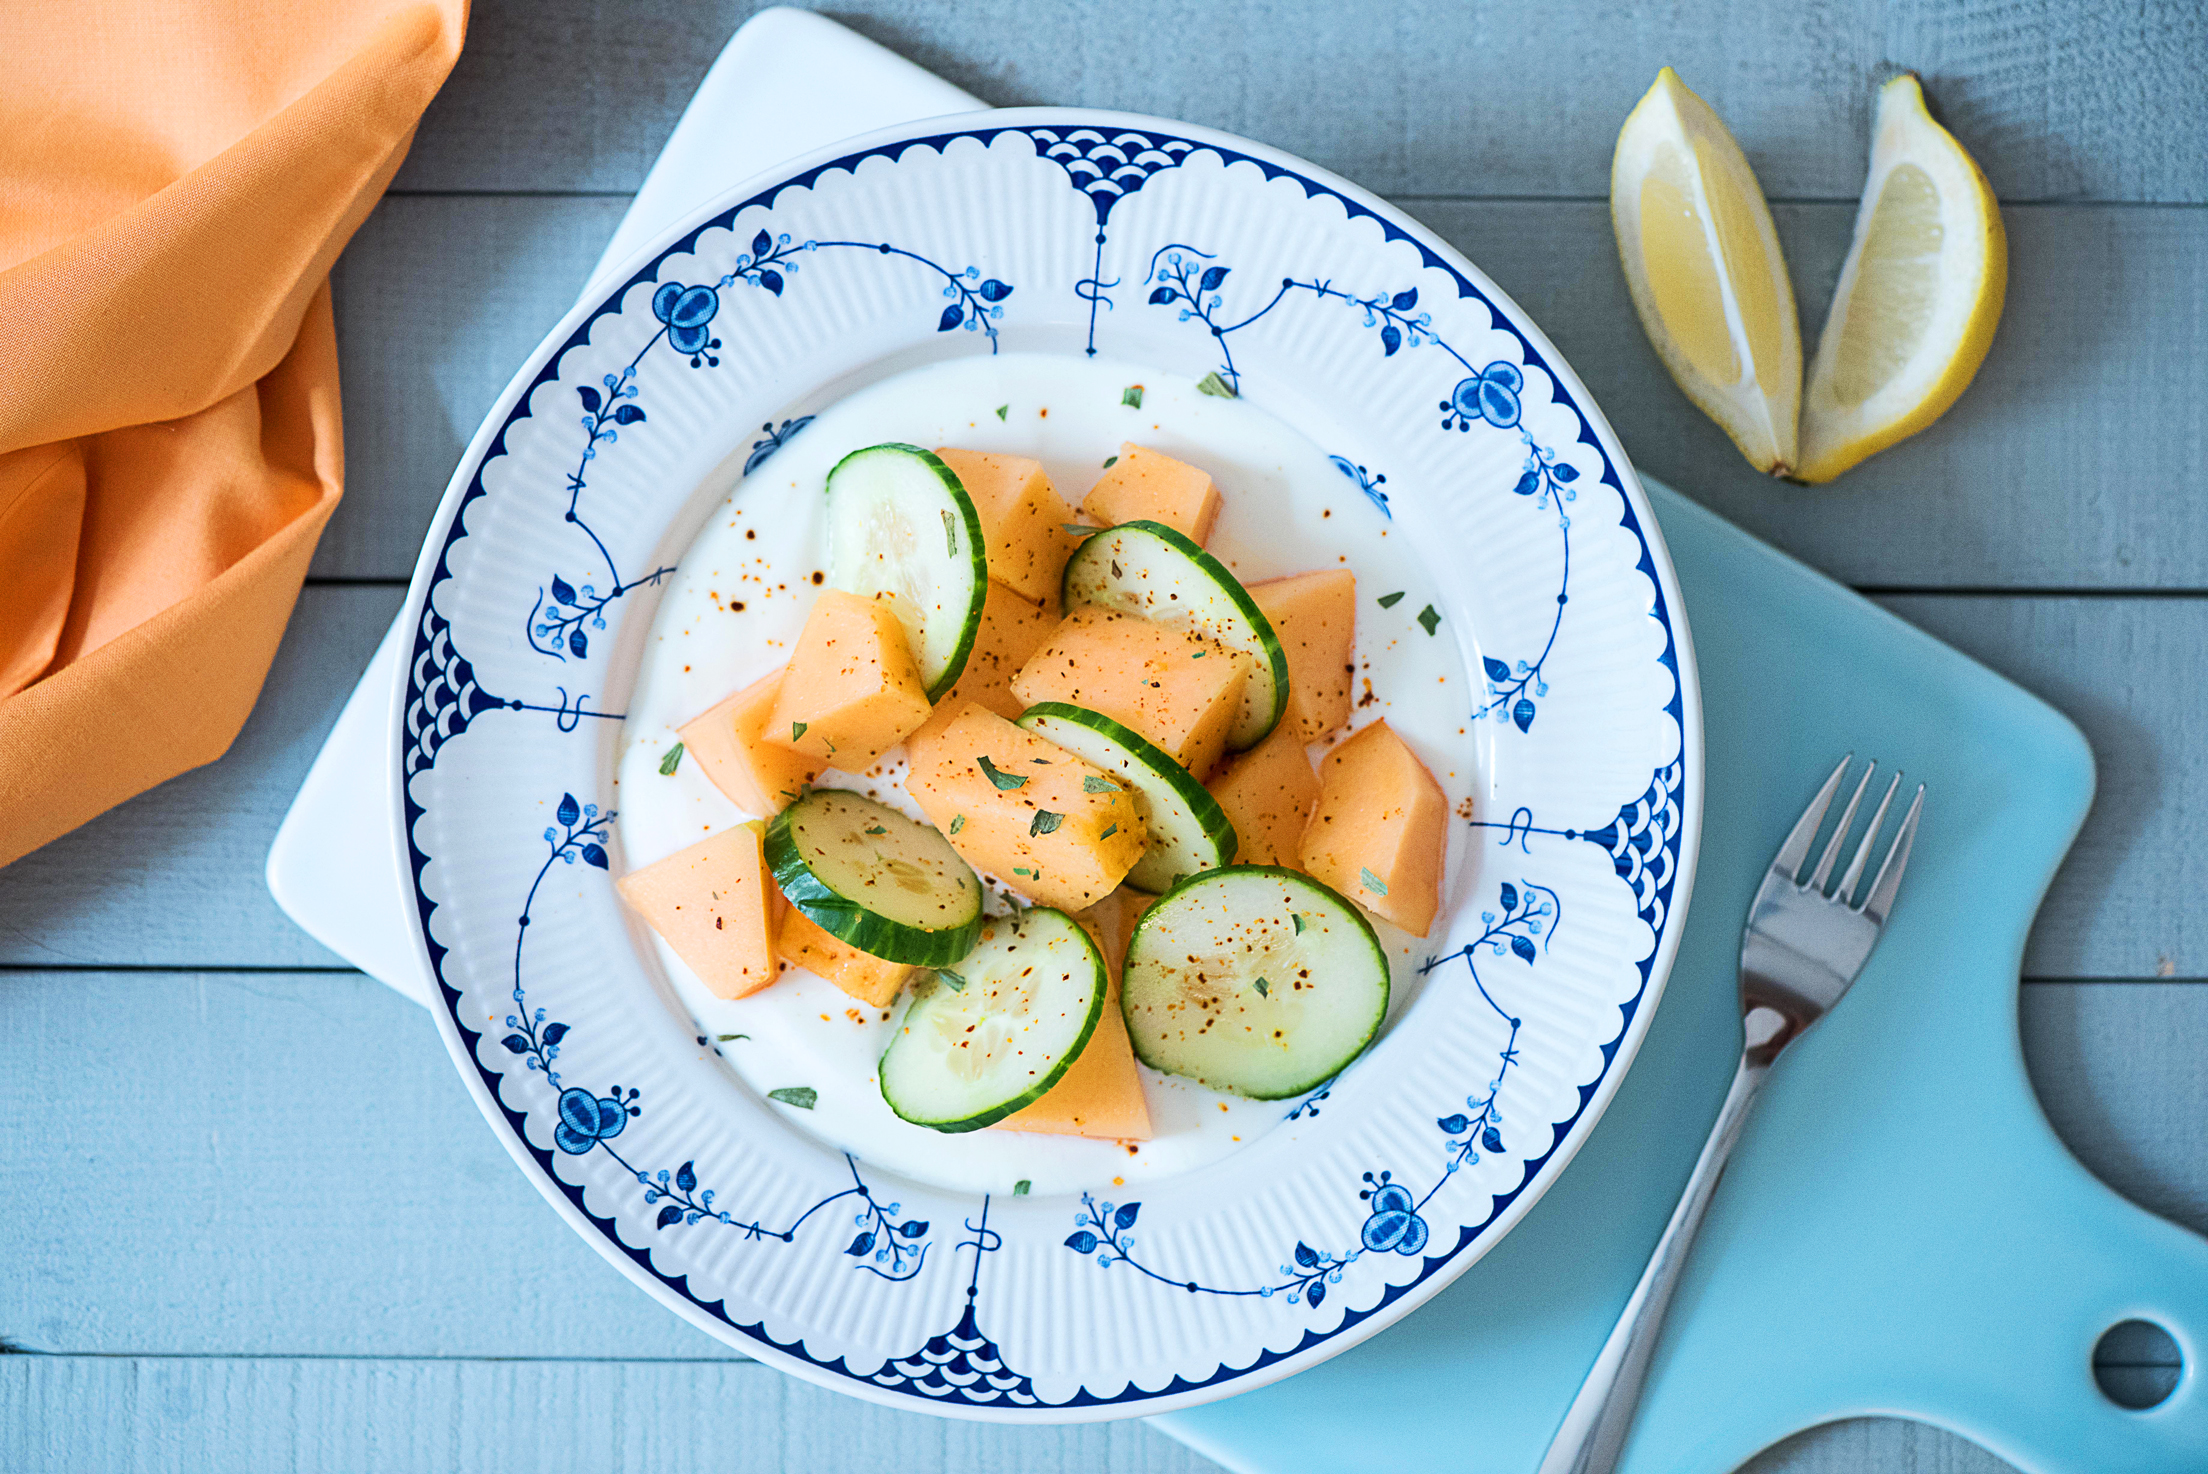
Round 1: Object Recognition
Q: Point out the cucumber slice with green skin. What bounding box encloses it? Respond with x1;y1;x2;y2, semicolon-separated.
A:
879;907;1107;1132
1059;519;1289;751
1122;866;1388;1100
824;443;988;700
1015;702;1237;893
766;789;983;966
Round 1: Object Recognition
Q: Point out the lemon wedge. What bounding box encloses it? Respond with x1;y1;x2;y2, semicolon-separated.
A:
1797;74;2006;483
1612;68;1801;475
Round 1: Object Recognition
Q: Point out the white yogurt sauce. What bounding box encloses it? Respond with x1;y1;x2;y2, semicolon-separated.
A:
615;353;1471;1196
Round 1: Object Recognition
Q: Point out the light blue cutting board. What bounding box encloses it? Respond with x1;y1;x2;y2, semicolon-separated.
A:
1155;478;2208;1474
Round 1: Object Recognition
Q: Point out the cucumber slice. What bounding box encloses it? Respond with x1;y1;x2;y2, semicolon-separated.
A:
765;789;983;966
879;908;1108;1132
1122;866;1388;1099
824;443;988;699
1016;702;1237;893
1060;520;1289;750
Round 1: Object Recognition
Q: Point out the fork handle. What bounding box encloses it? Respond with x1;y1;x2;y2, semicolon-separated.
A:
1537;1054;1770;1474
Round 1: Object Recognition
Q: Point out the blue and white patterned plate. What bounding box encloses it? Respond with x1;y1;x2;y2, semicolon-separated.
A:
396;110;1701;1421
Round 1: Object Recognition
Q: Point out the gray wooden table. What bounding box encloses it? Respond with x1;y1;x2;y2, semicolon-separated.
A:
4;4;2203;1469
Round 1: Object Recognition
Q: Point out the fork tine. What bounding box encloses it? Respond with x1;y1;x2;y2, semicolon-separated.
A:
1773;756;1852;880
1835;770;1903;903
1806;761;1876;893
1858;784;1925;921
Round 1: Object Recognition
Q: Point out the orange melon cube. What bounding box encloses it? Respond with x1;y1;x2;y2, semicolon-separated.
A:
934;448;1080;607
678;670;823;815
1300;719;1447;936
616;822;782;999
906;705;1147;911
1250;569;1356;743
904;580;1055;767
1000;892;1152;1140
775;905;913;1008
1207;723;1321;866
1009;605;1251;779
768;589;933;774
1081;443;1222;545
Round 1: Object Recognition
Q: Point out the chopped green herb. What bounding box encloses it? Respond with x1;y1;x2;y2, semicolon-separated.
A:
767;1086;818;1110
864;824;887;836
977;755;1027;790
716;1033;749;1043
1191;649;1207;658
950;814;967;835
1377;590;1406;609
790;721;808;743
1110;560;1123;579
1121;384;1144;409
1013;1179;1032;1196
942;508;959;556
1417;604;1441;636
937;967;970;993
1082;775;1120;794
1030;810;1064;837
1063;522;1107;538
1012;866;1034;877
1031;757;1052;764
658;742;685;775
1361;867;1389;897
1099;823;1118;841
1195;371;1237;399
995;404;1008;420
1292;913;1305;935
1101;455;1119;469
1254;977;1270;997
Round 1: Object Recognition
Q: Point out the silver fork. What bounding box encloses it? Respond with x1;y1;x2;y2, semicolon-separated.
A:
1537;756;1926;1474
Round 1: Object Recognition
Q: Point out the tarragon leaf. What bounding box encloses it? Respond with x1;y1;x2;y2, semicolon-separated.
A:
977;755;1027;790
658;742;684;775
766;1086;817;1110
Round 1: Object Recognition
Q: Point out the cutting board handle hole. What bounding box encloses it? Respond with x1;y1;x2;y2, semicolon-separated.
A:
2093;1319;2181;1409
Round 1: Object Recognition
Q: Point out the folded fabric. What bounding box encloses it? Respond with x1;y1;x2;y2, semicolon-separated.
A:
0;0;468;867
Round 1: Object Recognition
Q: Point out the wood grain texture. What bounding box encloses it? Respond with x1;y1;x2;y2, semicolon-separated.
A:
394;1;2208;203
3;590;2193;977
0;1356;1218;1474
313;195;2208;589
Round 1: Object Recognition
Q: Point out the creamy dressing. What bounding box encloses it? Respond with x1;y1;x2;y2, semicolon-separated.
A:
615;353;1471;1196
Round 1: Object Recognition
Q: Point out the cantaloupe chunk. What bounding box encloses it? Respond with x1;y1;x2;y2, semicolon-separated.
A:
768;589;933;774
678;670;823;815
1081;443;1222;546
1010;605;1251;780
934;448;1080;607
999;892;1151;1140
1207;723;1321;866
1300;719;1447;936
775;904;913;1008
1250;569;1356;743
616;822;782;999
904;580;1055;767
906;705;1148;911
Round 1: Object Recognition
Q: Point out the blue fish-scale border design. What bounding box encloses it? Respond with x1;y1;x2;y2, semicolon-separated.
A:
401;113;1691;1416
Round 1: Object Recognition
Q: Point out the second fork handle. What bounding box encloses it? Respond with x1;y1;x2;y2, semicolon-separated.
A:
1536;1054;1771;1474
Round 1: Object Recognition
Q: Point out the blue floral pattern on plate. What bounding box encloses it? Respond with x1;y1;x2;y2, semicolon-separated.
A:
398;112;1695;1418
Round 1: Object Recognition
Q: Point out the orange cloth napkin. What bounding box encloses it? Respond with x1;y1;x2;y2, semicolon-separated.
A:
0;0;467;868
